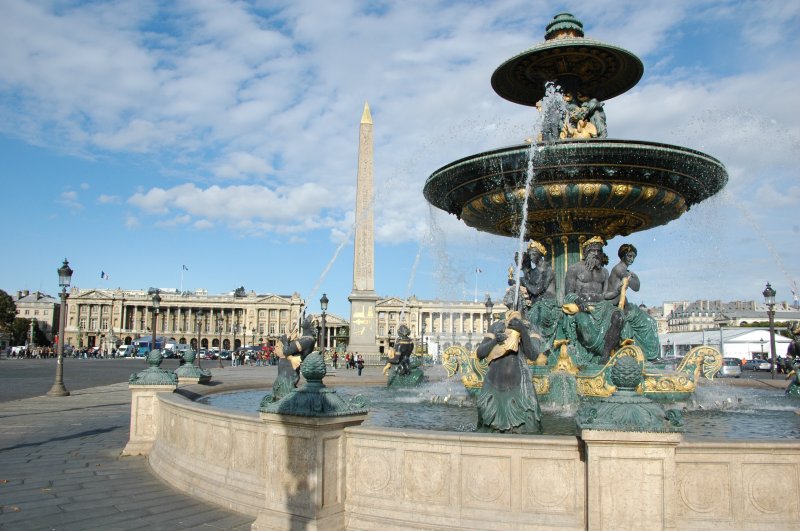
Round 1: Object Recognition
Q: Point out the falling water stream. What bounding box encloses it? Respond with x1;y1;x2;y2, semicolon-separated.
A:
512;83;566;309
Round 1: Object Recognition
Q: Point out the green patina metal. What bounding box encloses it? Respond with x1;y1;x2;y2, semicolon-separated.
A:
576;352;684;433
174;349;211;383
425;13;728;427
260;351;368;417
386;355;426;388
128;349;178;386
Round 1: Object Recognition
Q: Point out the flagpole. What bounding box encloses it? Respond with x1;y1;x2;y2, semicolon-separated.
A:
474;268;479;303
180;267;184;293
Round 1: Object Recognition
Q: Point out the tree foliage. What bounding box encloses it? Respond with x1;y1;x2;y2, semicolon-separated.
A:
0;289;15;334
10;318;50;347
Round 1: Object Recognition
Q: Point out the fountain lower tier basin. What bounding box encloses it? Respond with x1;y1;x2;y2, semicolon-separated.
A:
201;382;800;440
129;379;800;530
423;139;727;241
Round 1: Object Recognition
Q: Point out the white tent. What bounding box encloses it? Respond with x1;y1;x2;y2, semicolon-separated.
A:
660;327;791;361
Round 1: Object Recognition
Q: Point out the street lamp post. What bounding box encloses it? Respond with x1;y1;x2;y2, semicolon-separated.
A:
196;310;204;369
319;293;328;352
148;289;161;353
484;294;494;330
252;328;256;348
763;282;777;380
47;259;73;397
233;311;239;351
217;316;224;369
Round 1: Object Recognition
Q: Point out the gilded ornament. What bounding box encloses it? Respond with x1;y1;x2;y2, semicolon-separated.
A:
533;376;551;395
612;184;630;196
642;186;657;200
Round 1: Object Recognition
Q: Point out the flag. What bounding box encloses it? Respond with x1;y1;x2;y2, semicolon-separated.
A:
182;265;189;271
476;268;482;273
100;271;109;280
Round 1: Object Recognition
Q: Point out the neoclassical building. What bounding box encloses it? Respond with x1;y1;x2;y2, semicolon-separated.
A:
59;287;502;360
373;295;502;358
62;288;352;354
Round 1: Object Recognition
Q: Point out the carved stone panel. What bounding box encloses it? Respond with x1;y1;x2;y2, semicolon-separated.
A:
403;450;450;504
351;446;396;499
675;462;733;521
232;428;258;472
269;433;313;509
741;463;799;522
461;455;511;510
598;457;664;529
523;458;577;513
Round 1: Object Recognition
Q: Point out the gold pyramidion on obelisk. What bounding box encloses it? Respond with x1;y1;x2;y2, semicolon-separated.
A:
348;102;380;357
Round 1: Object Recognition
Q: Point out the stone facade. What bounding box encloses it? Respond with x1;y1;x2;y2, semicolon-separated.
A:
13;290;60;342
62;288;312;352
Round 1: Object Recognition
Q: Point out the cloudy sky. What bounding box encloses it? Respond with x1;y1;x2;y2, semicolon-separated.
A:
1;0;799;318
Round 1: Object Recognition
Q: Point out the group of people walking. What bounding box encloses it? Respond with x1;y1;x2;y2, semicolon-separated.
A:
332;352;365;375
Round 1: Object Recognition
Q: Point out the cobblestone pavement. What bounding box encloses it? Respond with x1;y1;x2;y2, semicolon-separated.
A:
0;363;393;531
0;375;257;530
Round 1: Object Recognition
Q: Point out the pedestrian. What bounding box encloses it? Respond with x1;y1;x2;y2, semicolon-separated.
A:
356;354;364;376
345;352;351;369
332;351;338;369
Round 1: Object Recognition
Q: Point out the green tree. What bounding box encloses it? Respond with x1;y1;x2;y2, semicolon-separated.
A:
10;318;50;347
11;318;30;346
0;289;15;336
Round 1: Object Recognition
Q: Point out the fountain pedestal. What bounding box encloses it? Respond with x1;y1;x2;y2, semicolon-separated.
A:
254;352;368;530
581;429;682;529
122;384;177;456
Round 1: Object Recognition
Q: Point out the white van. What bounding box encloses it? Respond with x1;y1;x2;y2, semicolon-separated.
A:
117;345;135;357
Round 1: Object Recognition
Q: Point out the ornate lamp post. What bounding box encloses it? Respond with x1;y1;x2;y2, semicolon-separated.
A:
196;310;204;368
319;293;328;351
47;259;73;397
233;311;239;351
763;282;777;379
484;294;494;330
148;289;161;353
216;316;224;368
666;338;672;358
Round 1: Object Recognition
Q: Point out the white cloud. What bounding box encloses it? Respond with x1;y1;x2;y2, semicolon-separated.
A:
58;190;83;210
97;194;120;204
2;0;800;306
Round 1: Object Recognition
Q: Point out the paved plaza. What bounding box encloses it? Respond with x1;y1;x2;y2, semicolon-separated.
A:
0;359;386;530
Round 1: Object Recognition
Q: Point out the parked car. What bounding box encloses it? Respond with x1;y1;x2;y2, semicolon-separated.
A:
218;350;231;360
742;359;771;371
719;358;742;378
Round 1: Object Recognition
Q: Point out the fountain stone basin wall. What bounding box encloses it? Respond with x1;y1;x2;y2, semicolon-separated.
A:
137;387;800;530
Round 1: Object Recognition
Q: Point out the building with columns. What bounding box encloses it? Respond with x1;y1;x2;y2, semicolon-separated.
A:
371;295;504;362
55;286;503;361
61;288;344;354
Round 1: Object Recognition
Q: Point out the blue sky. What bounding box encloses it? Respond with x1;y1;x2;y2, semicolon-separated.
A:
2;0;799;319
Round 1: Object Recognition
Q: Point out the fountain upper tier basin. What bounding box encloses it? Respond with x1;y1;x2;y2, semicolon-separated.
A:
423;139;728;241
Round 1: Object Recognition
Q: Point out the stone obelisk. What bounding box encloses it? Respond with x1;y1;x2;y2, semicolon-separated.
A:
348;102;380;357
